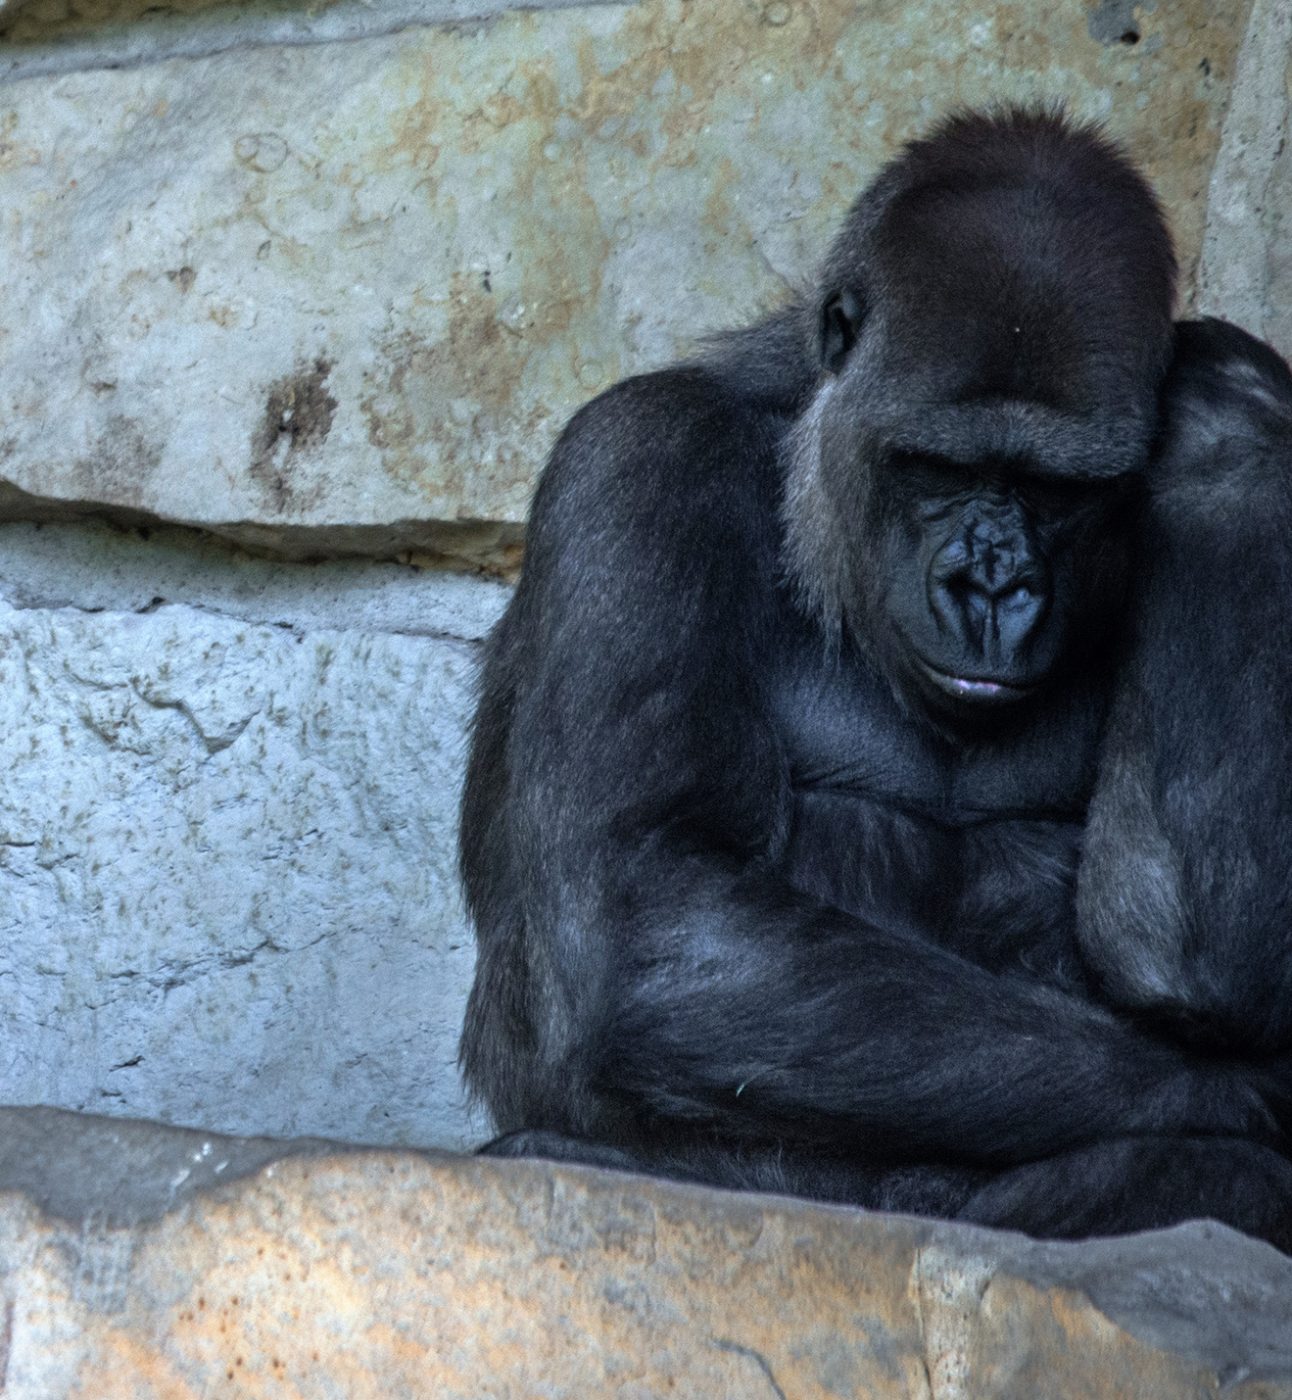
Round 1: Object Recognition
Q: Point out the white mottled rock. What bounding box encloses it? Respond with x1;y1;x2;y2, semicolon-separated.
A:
0;521;509;1148
0;0;1250;561
0;1;623;80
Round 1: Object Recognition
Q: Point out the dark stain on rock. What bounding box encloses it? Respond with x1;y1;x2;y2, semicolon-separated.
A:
249;359;337;512
167;266;197;294
1087;0;1154;45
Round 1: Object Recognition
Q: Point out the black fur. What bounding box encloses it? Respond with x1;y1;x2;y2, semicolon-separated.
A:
459;109;1292;1251
1078;320;1292;1055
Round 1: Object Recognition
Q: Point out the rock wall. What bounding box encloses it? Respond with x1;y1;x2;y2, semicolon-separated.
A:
0;523;504;1147
0;0;1287;1151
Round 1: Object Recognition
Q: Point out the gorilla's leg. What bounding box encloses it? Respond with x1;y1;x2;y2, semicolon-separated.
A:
959;1136;1292;1253
480;1129;984;1214
485;1129;1292;1253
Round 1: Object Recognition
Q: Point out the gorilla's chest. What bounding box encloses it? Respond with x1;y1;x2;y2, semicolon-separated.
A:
771;651;1102;985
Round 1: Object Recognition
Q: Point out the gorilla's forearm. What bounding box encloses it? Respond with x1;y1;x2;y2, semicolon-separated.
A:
587;862;1277;1165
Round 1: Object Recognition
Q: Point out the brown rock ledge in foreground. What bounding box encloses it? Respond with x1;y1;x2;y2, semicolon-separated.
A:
0;1108;1289;1398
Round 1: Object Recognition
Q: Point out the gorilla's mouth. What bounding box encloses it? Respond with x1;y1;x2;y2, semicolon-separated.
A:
916;660;1038;706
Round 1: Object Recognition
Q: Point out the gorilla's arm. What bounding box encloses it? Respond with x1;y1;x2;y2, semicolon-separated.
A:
1078;319;1292;1055
461;368;1271;1165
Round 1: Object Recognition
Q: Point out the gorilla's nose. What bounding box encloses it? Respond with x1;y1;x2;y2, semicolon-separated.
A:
929;533;1048;657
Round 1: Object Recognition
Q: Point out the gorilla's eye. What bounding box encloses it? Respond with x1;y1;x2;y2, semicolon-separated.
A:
1012;473;1093;510
893;453;967;497
1018;472;1128;515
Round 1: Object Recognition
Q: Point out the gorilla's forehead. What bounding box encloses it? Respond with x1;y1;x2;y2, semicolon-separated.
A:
876;400;1145;481
874;177;1154;333
858;186;1167;451
826;344;1149;480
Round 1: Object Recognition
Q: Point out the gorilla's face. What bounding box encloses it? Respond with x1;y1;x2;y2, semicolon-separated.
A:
866;452;1136;717
794;371;1140;722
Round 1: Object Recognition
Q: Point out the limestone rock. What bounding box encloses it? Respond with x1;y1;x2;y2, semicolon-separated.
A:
0;0;1251;562
0;519;508;1149
0;1107;1290;1398
0;0;615;70
1197;0;1292;359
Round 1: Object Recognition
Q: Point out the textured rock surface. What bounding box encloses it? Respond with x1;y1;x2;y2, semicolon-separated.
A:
0;520;507;1148
1197;0;1292;358
0;0;1251;562
0;1108;1290;1398
0;1;627;87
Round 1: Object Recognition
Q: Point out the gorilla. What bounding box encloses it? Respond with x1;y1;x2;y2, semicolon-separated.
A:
459;108;1292;1250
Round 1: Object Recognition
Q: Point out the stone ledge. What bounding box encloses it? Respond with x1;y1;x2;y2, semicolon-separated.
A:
0;1107;1290;1397
0;480;525;572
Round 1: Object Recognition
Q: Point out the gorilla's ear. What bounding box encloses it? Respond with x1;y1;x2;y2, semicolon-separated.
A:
819;288;865;375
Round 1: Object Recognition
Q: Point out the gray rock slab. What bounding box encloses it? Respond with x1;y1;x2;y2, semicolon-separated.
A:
0;1104;350;1226
0;1107;1290;1396
0;519;509;1149
0;518;512;639
0;0;1252;561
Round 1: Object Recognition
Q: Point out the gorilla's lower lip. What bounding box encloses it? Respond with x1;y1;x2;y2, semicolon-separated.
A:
917;661;1038;704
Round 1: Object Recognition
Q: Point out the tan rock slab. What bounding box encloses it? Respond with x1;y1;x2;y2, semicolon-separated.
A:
0;0;1253;563
0;1108;1290;1397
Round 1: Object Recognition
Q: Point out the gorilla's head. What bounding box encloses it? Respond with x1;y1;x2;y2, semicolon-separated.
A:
784;108;1175;722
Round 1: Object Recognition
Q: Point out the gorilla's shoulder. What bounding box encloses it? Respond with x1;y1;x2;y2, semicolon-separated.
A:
526;364;786;563
565;365;742;444
1153;318;1292;508
561;365;781;466
533;304;812;517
